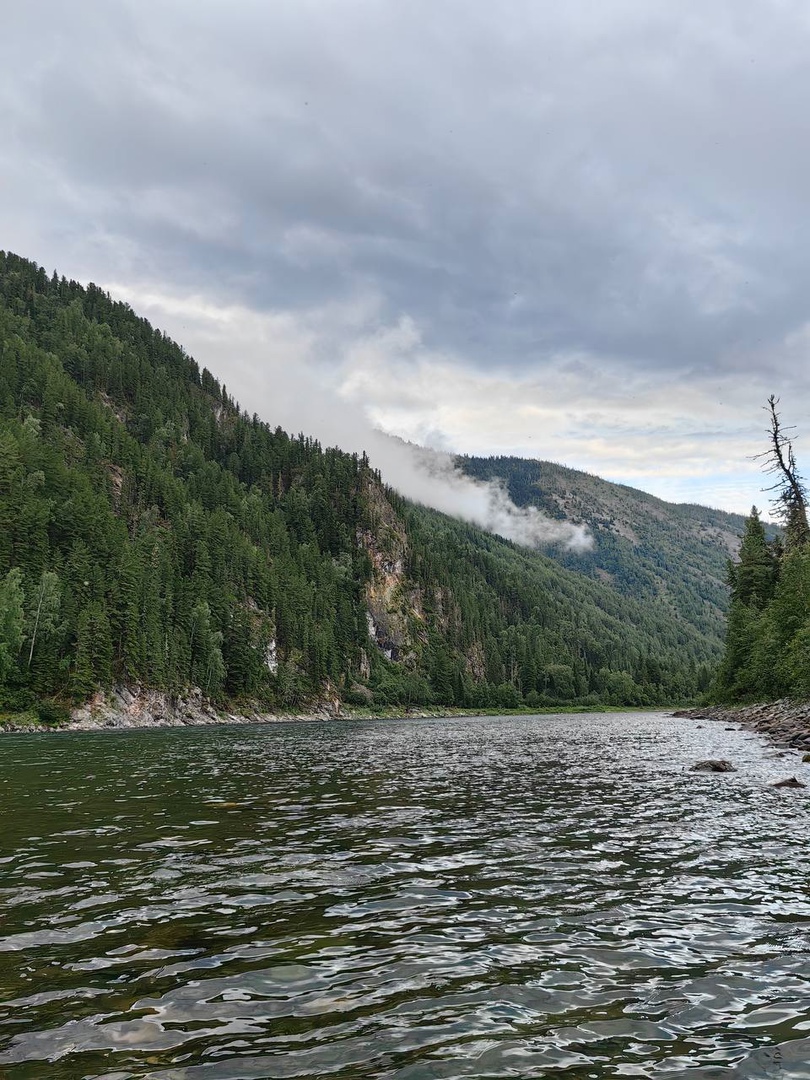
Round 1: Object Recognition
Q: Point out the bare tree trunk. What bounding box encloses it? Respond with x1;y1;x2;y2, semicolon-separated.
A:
27;578;45;669
758;396;810;549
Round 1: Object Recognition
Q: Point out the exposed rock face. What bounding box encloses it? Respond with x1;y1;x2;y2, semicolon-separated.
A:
71;686;224;729
358;480;482;681
358;481;424;667
0;686;339;733
264;637;278;674
674;700;810;751
465;641;486;682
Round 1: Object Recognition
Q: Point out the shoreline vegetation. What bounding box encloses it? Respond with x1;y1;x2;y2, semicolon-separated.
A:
7;691;810;747
0;685;670;733
5;685;810;755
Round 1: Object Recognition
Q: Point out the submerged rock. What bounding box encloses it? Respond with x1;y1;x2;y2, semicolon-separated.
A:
691;759;736;773
771;776;807;789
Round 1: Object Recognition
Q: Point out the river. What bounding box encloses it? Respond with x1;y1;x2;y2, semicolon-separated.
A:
1;711;809;1079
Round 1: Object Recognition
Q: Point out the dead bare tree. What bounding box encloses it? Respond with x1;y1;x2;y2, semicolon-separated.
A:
757;395;810;550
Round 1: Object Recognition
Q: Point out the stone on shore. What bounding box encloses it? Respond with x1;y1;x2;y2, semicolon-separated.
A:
676;700;810;752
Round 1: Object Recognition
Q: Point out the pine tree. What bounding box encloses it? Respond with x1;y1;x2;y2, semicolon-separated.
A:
728;507;778;609
0;568;24;686
713;508;779;700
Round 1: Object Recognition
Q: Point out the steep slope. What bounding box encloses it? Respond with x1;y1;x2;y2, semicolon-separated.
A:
0;252;729;714
377;498;719;708
460;456;747;643
0;252;373;712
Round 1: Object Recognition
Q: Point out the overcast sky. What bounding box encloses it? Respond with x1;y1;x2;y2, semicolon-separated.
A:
3;0;810;513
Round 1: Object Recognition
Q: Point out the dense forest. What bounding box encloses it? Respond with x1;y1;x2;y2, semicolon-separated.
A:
713;399;810;702
460;455;745;644
0;252;743;718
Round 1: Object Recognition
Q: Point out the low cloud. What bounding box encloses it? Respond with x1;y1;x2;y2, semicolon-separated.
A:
397;445;592;550
106;281;590;550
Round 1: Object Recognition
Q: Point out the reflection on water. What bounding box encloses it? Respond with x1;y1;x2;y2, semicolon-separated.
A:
1;712;809;1079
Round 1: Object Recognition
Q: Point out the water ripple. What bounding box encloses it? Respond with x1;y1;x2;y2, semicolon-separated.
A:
1;712;810;1078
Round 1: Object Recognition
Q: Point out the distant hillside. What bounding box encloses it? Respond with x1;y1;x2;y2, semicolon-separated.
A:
0;251;736;717
460;456;747;643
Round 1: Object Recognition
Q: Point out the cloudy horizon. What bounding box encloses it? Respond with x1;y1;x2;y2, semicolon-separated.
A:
3;0;810;516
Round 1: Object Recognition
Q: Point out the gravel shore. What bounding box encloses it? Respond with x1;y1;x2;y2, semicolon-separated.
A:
674;699;810;752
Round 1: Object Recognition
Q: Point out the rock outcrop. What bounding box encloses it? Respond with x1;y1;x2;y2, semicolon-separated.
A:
0;686;340;732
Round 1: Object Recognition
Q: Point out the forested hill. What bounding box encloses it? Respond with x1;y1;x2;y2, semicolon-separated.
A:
460;456;748;646
0;252;737;717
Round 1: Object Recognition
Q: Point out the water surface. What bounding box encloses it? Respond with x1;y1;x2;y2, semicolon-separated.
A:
1;712;810;1078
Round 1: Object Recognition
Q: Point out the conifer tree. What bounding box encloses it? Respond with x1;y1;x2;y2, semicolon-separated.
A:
714;508;779;700
727;507;777;609
0;250;736;711
713;399;810;703
0;568;24;686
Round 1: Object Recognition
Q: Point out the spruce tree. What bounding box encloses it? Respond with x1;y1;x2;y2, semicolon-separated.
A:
0;568;24;686
713;508;778;700
728;507;777;609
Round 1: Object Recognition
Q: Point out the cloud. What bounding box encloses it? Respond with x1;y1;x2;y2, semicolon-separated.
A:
399;446;592;550
107;281;590;548
3;1;808;350
5;1;810;512
105;276;783;518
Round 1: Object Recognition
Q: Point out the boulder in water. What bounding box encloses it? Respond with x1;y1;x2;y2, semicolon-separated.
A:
691;759;736;773
771;776;807;788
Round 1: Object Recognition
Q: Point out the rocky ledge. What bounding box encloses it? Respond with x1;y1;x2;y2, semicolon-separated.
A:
0;687;475;733
674;699;810;752
1;686;341;732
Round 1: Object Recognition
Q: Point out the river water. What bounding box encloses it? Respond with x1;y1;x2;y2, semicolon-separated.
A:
1;712;810;1079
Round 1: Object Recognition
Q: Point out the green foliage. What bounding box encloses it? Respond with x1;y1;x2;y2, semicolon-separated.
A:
712;502;810;702
0;250;372;707
728;507;777;608
35;699;71;726
389;498;720;708
0;250;736;711
0;568;25;683
459;455;751;644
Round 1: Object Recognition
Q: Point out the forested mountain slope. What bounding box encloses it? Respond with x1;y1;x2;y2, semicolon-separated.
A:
461;456;748;645
0;252;736;715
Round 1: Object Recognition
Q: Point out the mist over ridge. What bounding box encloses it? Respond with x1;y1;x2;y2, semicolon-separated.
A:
241;357;591;551
0;249;738;715
362;436;593;552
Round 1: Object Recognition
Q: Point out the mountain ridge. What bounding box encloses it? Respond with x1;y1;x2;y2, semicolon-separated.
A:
460;454;748;644
0;251;741;717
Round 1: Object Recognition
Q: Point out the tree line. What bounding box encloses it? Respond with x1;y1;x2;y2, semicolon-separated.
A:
713;397;810;701
0;251;719;717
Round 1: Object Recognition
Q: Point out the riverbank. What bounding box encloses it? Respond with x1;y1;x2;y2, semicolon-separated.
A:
0;686;674;733
674;699;810;751
0;686;503;733
0;687;334;733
